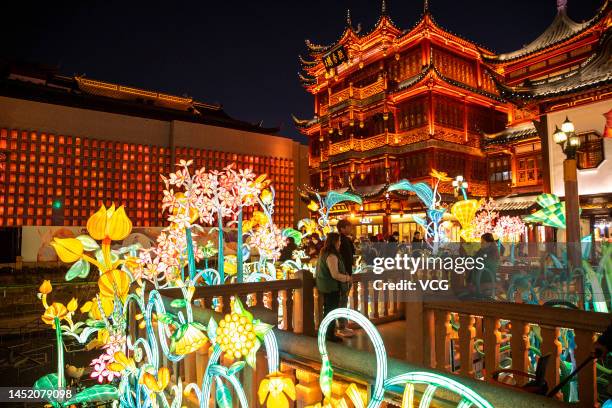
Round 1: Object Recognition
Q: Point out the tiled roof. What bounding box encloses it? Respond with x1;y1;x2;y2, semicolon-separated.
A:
498;30;612;100
485;2;608;62
1;64;279;134
492;196;538;211
483;122;539;146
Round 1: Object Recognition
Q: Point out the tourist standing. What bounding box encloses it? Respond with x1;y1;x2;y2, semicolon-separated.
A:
315;233;351;342
336;219;356;337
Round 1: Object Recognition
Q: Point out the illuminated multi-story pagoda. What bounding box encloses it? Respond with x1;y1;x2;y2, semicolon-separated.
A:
295;0;610;239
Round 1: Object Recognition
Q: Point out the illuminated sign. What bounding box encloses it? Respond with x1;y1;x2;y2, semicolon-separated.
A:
360;217;373;224
322;46;348;71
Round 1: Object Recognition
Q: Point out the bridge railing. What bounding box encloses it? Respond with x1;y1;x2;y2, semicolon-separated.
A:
405;299;608;406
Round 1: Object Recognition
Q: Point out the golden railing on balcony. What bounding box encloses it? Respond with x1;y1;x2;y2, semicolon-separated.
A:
356;78;385;100
322;126;482;160
432;125;481;148
325;127;429;158
329;88;350;105
327;78;385;108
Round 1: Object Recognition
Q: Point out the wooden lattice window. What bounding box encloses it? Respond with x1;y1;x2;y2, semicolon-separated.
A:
577;131;604;170
516;154;543;185
488;154;511;182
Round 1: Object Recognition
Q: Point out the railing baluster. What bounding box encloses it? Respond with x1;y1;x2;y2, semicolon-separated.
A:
284;289;294;331
359;281;368;318
371;280;379;320
434;310;452;372
183;351;197;384
382;279;389;318
458;313;475;378
424;308;436;368
483;316;501;380
509;320;530;385
539;325;561;398
351;281;358;311
255;291;263;307
195;347;208;387
271;290;279;327
574;329;597;407
221;295;231;314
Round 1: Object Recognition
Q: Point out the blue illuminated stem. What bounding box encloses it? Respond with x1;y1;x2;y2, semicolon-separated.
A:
317;308;387;408
201;345;223;407
186;227;196;281
262;329;280;373
237;208;243;283
144;290;185;368
461;188;468;201
208;366;249;407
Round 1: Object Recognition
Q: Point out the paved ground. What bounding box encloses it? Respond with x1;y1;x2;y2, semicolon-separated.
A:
343;319;406;360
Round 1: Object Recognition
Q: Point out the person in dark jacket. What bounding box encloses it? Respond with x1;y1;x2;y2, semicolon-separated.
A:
315;233;351;342
279;236;298;262
336;219;355;337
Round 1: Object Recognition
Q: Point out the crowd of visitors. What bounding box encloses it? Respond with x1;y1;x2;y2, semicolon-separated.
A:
307;224;506;342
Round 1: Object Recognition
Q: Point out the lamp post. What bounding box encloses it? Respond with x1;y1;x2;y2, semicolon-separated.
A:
452;175;469;200
552;117;582;273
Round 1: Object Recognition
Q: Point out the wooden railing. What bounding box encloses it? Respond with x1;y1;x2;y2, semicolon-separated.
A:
160;270;314;335
311;269;406;330
140;268;603;407
406;299;608;407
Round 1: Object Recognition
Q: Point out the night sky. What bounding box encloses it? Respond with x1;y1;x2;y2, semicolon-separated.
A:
1;0;603;144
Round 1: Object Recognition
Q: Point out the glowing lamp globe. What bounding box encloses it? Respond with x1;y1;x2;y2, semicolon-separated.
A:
561;116;575;133
569;135;581;147
553;126;567;144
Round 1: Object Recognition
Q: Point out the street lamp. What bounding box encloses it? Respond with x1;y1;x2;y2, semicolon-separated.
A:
553;116;582;276
553;117;581;159
452;175;469;200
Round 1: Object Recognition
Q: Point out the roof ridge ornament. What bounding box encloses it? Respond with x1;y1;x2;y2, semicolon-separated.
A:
557;0;568;12
346;9;352;28
381;0;387;16
424;0;430;14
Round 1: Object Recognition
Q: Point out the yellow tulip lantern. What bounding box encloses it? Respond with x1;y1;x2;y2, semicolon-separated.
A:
87;204;132;242
50;238;84;263
87;204;132;272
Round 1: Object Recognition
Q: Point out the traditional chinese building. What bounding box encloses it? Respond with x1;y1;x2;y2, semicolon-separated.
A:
0;62;309;260
493;0;612;242
295;0;610;240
